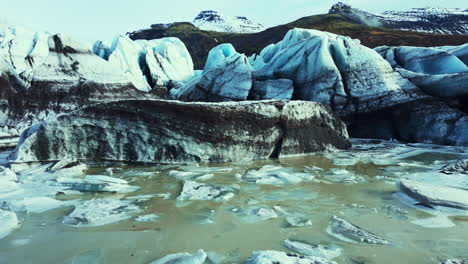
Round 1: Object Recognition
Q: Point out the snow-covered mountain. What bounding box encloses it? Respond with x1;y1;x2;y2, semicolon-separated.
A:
192;10;265;34
329;2;468;35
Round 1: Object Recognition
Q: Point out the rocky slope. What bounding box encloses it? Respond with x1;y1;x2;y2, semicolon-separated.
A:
128;12;468;69
0;26;195;131
192;10;265;33
9;100;351;163
170;28;468;146
330;2;468;35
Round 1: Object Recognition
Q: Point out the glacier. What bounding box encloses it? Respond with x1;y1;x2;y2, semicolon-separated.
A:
170;28;468;146
0;25;195;131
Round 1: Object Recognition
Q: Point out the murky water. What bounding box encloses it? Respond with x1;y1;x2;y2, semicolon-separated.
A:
1;140;467;264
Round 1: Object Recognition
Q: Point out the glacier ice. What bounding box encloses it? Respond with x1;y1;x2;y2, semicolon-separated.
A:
376;45;468;97
170;44;253;101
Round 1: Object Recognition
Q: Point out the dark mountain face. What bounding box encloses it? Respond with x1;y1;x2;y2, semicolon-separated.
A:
329;2;468;35
128;10;468;69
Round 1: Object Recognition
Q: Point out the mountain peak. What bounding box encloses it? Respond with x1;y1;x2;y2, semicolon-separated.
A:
193;10;265;34
328;2;468;35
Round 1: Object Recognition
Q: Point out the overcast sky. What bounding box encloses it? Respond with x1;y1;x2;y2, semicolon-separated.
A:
2;0;466;42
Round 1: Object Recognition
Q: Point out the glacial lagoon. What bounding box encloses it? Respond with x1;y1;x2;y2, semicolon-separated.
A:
1;139;467;264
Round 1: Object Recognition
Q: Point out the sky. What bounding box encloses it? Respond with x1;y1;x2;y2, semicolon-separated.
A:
1;0;466;42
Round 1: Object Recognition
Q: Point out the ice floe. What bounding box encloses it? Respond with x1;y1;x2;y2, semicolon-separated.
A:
242;165;315;185
149;249;207;264
283;240;342;260
63;198;141;226
177;181;240;201
247;250;336;264
0;209;19;240
399;179;468;210
327;216;390;245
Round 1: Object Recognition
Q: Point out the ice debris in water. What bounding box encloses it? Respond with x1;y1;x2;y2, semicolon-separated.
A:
228;206;278;223
177;180;240;201
410;215;455;228
283;240;342;260
327;216;390;245
285;216;313;227
440;159;468;175
242;165;315;185
0;209;19;240
399;179;468;210
247;250;337;264
63;198;141;227
149;249;207;264
323;169;365;184
135;214;160;222
57;175;139;193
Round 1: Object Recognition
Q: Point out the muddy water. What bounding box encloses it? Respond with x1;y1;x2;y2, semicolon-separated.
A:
0;142;467;264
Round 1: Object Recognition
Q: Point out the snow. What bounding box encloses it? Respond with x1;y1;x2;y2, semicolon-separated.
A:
150;249;207;264
193;10;265;34
380;7;468;35
0;209;19;240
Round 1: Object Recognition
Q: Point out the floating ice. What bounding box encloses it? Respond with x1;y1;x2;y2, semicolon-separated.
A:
283;240;342;260
242;165;315;185
149;249;207;264
228;206;278;223
399;179;468;210
327;216;390;245
135;214;160;222
410;215;455;228
63;198;141;227
0;209;19;240
177;181;240;201
247;250;336;264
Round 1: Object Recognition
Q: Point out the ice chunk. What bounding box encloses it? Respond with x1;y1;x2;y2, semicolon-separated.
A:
410;215;455;228
170;44;253;101
283;240;342;260
57;175;139;193
63;198;141;226
10;197;65;213
242;165;315;185
135;214;160;222
327;216;390;245
0;209;19;240
399;179;468;210
247;250;336;264
177;181;240;201
150;249;206;264
285;217;313;227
